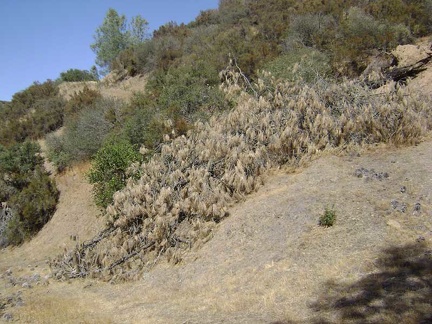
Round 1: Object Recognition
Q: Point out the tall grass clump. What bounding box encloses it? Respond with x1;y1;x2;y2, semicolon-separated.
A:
52;70;432;281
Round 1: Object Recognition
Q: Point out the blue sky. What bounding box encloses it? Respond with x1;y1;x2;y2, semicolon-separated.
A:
0;0;219;101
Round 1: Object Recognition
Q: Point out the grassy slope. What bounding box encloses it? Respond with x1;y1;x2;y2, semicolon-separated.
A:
1;138;431;323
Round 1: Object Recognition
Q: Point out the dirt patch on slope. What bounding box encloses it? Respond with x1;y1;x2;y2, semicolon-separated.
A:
405;37;432;97
1;139;431;323
58;73;147;102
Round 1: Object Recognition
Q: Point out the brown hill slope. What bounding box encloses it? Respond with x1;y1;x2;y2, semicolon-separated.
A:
1;41;432;323
1;139;431;323
58;71;147;102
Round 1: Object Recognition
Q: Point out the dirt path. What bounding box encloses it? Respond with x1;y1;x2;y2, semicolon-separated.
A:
1;138;431;323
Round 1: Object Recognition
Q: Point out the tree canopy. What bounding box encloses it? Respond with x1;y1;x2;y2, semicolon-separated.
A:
90;8;149;75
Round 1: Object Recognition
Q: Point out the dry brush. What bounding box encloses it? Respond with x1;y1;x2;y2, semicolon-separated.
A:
51;73;432;281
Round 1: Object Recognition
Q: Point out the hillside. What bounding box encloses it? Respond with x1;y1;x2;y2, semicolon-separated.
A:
0;45;431;323
1;2;432;321
0;137;431;323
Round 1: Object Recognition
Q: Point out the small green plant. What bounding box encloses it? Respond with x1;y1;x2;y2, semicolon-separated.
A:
319;206;336;227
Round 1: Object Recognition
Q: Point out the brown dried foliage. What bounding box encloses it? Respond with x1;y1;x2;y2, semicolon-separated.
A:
51;73;432;281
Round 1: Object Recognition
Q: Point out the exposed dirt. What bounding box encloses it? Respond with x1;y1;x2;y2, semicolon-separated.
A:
405;37;432;97
1;138;431;323
58;72;147;102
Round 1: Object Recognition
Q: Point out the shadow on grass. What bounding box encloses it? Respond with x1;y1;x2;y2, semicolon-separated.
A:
308;242;432;323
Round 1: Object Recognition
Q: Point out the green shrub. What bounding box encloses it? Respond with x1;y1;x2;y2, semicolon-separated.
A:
45;134;71;172
367;0;432;36
30;97;65;138
47;98;120;169
0;80;64;145
287;13;335;48
0;142;59;246
262;47;332;83
10;80;59;109
319;207;336;227
154;60;228;116
0;141;44;190
88;138;142;208
151;35;183;71
190;9;220;27
64;86;102;119
60;68;98;82
122;103;164;150
7;167;59;245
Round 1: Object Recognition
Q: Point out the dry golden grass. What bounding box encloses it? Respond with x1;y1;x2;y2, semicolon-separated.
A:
58;72;147;102
4;280;112;324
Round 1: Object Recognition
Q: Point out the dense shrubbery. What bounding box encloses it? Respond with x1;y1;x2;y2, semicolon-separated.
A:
262;47;332;83
0;142;59;246
0;80;65;146
64;86;102;118
100;0;428;97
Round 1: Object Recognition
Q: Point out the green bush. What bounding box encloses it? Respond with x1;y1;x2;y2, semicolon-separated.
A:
367;0;432;36
7;168;59;245
262;47;332;83
88;138;142;208
319;207;336;227
153;60;228;117
334;6;413;74
45;134;71;172
0;80;64;146
0;142;59;246
60;68;98;82
0;141;44;190
122;102;164;150
47;98;120;169
64;86;102;119
287;13;335;49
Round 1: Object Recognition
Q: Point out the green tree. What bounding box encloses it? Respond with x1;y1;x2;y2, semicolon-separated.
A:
90;8;148;74
129;16;149;45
